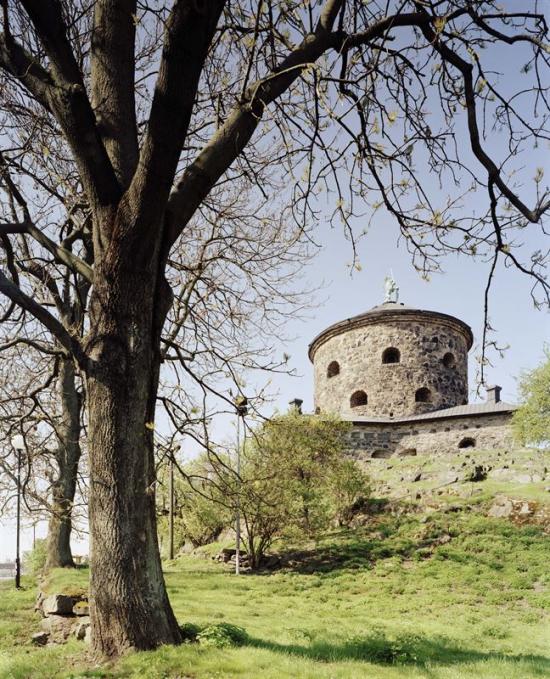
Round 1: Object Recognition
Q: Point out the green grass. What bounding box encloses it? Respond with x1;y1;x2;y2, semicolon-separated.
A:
2;448;549;678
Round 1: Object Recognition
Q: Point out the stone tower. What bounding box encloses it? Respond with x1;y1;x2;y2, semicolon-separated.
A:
309;301;473;419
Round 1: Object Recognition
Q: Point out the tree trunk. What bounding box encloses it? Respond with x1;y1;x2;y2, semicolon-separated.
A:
45;357;82;569
86;257;180;656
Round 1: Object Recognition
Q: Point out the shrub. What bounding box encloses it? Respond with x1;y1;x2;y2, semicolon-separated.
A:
179;622;202;643
349;630;423;664
197;622;249;648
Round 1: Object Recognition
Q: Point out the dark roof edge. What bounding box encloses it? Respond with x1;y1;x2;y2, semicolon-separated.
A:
345;407;516;426
309;308;473;362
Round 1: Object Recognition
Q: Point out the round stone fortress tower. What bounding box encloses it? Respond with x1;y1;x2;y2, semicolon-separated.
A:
309;301;473;419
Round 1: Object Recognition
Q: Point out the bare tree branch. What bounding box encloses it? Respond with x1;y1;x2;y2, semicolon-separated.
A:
0;269;83;362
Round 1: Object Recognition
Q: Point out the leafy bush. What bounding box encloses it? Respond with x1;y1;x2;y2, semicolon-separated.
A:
348;630;423;664
160;412;370;569
23;538;47;575
513;348;550;447
330;459;371;526
197;622;249;648
179;622;202;643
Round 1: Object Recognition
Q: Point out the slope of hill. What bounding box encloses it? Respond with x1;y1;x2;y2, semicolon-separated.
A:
1;447;549;679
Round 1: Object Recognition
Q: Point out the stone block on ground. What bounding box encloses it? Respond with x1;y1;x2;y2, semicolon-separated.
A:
437;472;458;485
218;548;236;563
488;497;514;518
40;614;76;642
74;617;91;641
73;600;89;616
35;591;46;615
42;594;74;616
31;631;49;646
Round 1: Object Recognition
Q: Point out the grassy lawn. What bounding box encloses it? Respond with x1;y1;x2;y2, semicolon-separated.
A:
1;501;549;679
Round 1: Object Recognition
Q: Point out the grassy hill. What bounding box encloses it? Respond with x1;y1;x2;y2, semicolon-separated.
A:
1;447;549;679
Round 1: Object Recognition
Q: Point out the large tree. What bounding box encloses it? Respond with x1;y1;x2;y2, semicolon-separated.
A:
0;0;548;657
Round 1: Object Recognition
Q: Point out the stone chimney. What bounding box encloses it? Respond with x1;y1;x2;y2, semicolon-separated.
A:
486;385;502;404
289;398;303;414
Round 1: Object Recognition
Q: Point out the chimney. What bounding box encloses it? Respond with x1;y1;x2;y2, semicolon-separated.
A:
486;385;502;404
289;398;303;414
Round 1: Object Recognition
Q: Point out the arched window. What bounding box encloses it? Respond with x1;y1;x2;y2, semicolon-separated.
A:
442;352;456;368
382;347;400;364
458;437;476;449
415;387;431;403
327;361;340;378
350;390;368;408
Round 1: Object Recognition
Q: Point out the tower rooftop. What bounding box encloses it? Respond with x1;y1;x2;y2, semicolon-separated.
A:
308;301;473;362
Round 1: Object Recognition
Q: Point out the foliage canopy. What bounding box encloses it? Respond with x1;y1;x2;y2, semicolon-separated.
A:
513;349;550;447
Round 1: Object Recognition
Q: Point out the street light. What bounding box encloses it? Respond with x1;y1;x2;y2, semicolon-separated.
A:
168;443;181;561
11;434;25;589
234;396;248;575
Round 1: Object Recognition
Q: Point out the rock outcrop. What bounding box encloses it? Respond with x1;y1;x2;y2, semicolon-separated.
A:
33;591;90;645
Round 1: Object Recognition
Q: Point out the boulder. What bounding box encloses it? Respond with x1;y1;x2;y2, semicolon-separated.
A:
518;502;534;516
31;631;49;646
218;548;236;563
40;614;75;642
42;594;74;616
438;472;458;485
74;617;91;641
488;497;514;518
35;591;46;615
73;601;90;616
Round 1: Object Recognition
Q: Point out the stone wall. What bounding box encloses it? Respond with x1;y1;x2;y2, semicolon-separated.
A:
312;313;469;418
344;412;514;460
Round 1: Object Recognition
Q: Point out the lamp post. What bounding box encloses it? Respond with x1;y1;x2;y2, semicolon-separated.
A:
234;396;248;575
168;443;180;561
11;434;25;589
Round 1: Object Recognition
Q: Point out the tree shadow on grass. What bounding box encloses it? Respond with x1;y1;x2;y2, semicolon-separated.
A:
246;631;550;672
271;519;417;575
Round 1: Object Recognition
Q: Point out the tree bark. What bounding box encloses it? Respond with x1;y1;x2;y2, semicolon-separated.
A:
45;357;82;569
86;249;180;655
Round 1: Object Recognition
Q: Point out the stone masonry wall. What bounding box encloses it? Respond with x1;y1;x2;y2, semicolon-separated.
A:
313;315;468;418
344;412;514;460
